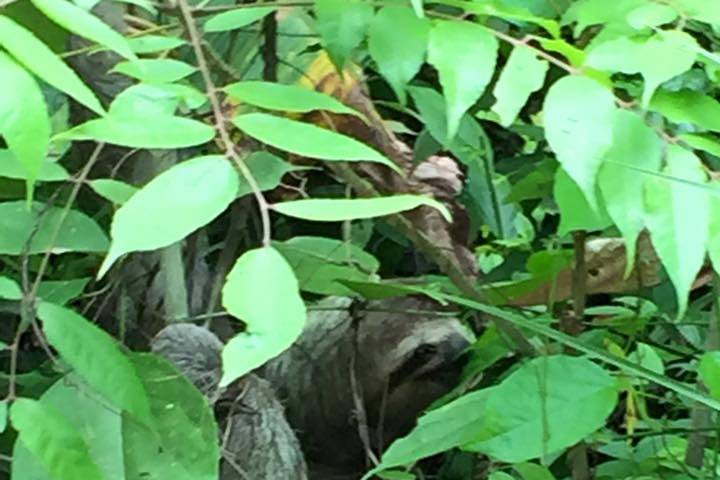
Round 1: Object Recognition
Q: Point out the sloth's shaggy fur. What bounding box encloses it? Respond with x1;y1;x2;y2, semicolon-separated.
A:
152;296;473;479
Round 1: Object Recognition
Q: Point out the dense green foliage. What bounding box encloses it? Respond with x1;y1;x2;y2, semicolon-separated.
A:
1;0;720;479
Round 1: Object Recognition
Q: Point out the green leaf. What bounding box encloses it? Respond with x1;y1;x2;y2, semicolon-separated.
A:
514;463;557;480
31;0;135;60
237;151;311;198
427;20;498;141
224;80;362;117
681;133;720;157
0;149;68;182
11;398;105;480
0;15;103;114
444;293;720;411
127;35;185;54
368;389;495;475
203;6;275;32
644;145;709;318
315;0;373;68
110;83;207;116
0;52;50;196
627;342;664;380
0;276;22;300
707;182;720;274
625;3;678;29
232;113;399;172
598;110;662;276
274;236;379;295
554;167;612;236
368;6;430;103
672;0;720;26
700;352;720;400
464;356;618;462
489;473;514;480
89;179;138;205
220;247;306;386
491;45;549;127
650;89;720;132
12;376;124;480
273;195;452;222
123;353;219;480
562;0;647;36
37;278;90;305
544;75;616;209
37;302;152;423
0;201;109;255
98;155;238;277
112;58;196;84
55;114;215;149
586;30;698;107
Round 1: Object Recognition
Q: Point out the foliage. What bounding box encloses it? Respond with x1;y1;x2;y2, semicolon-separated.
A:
0;0;720;479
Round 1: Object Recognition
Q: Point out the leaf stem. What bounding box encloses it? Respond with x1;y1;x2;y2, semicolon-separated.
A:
176;0;272;246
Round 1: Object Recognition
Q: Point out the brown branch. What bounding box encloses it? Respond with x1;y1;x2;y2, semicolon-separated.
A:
325;162;536;356
261;13;278;82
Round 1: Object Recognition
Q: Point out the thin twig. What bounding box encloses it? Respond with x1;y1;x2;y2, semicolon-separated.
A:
176;0;272;246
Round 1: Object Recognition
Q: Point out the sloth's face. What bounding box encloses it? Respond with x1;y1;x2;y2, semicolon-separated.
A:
356;298;474;446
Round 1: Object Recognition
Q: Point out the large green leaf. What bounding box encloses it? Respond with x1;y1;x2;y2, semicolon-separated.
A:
586;30;698;107
650;89;720;132
0;149;68;182
98;155;238;277
0;201;109;255
112;58;196;84
272;195;452;222
37;302;152;424
55;114;215;149
225;81;361;117
220;247;306;386
203;6;275;32
598;110;662;275
427;20;497;141
315;0;373;68
0;15;102;114
554;167;612;236
371;355;617;475
123;353;219;480
0;52;50;196
31;0;135;60
491;45;549;127
368;6;429;103
232;113;399;171
443;294;720;411
237;151;310;198
464;355;617;462
11;398;105;480
644;145;708;318
367;389;495;477
274;236;380;295
12;376;124;480
543;75;616;209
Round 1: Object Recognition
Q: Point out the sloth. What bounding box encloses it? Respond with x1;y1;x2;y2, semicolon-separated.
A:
152;296;474;479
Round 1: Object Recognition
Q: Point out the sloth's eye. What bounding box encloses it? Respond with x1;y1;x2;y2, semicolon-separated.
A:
415;343;437;358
